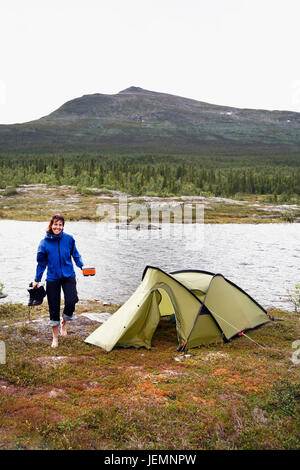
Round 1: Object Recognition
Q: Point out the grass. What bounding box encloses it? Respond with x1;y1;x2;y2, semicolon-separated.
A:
0;301;299;450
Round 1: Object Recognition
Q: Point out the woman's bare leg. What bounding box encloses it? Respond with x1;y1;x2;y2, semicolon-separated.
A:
51;326;59;347
60;319;67;337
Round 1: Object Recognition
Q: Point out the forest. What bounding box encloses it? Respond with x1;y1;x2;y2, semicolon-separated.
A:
0;153;299;202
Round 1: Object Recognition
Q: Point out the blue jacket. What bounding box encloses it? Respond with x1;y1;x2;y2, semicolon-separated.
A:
35;231;84;282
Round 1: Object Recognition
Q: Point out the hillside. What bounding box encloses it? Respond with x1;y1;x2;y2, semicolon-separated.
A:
1;86;300;157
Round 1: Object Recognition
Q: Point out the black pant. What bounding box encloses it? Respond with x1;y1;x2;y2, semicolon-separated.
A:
46;277;78;326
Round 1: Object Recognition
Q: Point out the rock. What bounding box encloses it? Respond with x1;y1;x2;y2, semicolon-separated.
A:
79;312;112;323
173;356;182;362
49;388;66;398
252;407;267;424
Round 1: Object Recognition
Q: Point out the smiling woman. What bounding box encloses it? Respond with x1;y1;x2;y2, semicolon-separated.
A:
51;216;64;236
32;214;85;348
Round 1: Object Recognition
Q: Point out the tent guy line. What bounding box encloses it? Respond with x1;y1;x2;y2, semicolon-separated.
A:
209;309;265;349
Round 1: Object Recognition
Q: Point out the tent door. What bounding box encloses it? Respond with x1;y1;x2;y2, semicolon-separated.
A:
150;282;182;346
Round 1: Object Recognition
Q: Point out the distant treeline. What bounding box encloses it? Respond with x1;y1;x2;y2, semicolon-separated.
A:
0;154;299;200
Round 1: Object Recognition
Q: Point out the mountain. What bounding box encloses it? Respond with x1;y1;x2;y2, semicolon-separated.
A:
1;86;300;157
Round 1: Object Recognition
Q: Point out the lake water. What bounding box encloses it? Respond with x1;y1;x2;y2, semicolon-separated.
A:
0;220;299;311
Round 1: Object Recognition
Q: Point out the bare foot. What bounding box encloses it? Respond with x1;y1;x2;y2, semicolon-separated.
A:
60;319;67;337
51;325;59;348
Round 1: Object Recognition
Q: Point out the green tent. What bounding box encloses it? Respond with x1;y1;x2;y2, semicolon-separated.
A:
85;266;269;352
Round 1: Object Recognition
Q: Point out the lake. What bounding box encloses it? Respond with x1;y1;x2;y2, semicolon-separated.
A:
0;220;299;311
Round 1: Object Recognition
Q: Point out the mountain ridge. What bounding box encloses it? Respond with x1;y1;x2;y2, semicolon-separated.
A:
1;86;300;157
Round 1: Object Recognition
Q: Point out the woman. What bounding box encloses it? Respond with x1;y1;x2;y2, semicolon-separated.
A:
32;214;84;348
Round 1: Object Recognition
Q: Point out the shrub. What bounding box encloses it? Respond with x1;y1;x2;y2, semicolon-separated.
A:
286;283;300;312
4;187;18;196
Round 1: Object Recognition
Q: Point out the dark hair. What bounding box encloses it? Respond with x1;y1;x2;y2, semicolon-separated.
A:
47;214;65;234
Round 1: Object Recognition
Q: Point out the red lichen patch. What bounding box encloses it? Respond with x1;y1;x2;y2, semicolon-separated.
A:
135;380;171;402
76;379;130;399
192;396;214;405
225;374;241;384
223;373;268;395
242;377;267;394
83;388;106;395
78;382;107;395
213;368;229;375
243;384;261;393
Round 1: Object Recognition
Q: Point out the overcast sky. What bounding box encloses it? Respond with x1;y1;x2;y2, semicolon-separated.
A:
1;0;300;124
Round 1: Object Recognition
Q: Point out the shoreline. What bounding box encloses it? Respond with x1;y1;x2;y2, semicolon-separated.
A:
0;184;300;224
